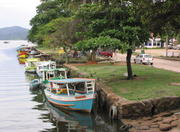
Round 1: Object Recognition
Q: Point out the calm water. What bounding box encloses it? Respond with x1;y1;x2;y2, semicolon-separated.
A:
0;41;122;132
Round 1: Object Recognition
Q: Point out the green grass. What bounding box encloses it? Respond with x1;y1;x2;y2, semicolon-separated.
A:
77;64;180;101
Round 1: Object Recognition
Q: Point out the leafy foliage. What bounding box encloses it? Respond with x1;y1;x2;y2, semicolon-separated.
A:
75;36;123;51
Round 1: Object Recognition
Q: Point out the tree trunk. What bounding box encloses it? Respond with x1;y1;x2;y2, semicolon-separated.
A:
65;52;69;64
126;49;133;80
165;35;169;57
90;50;96;62
64;47;69;64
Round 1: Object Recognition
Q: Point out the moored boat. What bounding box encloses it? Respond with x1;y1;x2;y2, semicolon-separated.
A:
30;68;67;90
30;79;41;90
25;58;40;73
18;58;26;64
44;78;96;113
36;61;56;77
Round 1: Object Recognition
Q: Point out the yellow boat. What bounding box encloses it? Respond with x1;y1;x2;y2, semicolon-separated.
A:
18;58;26;64
18;54;29;58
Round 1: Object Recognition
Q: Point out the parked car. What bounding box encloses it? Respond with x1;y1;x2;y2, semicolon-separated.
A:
99;51;113;57
134;54;153;65
168;45;174;49
173;44;180;50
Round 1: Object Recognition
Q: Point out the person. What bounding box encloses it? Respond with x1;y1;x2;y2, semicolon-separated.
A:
73;51;78;58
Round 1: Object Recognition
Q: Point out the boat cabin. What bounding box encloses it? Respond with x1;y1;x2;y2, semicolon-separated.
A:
41;68;67;82
36;61;56;77
25;58;40;67
47;78;95;96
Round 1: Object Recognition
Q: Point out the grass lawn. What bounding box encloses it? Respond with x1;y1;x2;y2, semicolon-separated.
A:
77;64;180;101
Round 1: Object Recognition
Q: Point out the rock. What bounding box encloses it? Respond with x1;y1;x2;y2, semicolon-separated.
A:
129;128;137;132
150;124;159;128
159;124;172;131
162;118;173;124
153;117;163;122
160;112;173;117
119;124;132;131
174;112;180;118
144;117;153;121
170;128;180;132
171;121;178;128
171;116;178;121
136;126;150;130
151;97;180;114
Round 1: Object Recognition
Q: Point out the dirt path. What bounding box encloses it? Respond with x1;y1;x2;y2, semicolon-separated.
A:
153;58;180;73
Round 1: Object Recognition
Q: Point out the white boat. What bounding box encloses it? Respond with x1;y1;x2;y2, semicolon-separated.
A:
30;68;67;90
36;61;56;77
41;68;67;85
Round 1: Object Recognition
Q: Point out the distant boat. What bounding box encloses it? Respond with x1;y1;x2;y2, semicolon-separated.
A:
3;41;9;44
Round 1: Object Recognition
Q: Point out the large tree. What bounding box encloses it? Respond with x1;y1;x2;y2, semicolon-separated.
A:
28;0;72;43
75;3;149;79
76;36;123;61
29;0;150;79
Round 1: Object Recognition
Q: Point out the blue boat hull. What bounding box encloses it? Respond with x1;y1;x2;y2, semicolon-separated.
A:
45;90;95;112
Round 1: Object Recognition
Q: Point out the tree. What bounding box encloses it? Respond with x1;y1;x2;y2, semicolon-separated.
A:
130;0;180;56
75;36;123;61
75;4;149;79
29;1;150;80
28;0;72;43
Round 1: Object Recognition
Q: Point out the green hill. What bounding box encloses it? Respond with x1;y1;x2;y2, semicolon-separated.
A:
0;26;29;40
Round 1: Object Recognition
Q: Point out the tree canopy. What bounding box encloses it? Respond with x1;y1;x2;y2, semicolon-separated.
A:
29;0;179;79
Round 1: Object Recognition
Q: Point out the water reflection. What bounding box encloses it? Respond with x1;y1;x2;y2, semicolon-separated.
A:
47;102;94;132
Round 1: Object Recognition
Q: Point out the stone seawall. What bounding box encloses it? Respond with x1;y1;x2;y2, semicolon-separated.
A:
64;64;180;120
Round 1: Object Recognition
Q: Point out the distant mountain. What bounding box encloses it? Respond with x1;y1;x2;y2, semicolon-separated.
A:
0;26;29;40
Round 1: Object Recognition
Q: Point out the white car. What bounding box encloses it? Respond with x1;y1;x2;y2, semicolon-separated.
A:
134;54;153;65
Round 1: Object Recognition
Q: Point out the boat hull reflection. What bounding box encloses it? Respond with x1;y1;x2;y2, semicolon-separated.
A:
46;101;94;132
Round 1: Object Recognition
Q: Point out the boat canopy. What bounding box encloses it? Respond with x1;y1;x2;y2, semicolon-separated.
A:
41;68;66;72
26;58;40;62
37;61;56;66
49;78;95;84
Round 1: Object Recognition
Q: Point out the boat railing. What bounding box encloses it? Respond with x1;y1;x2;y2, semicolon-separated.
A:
85;81;95;93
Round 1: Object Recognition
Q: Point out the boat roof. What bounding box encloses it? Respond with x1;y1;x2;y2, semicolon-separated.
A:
37;61;56;66
41;68;66;72
26;58;40;62
49;78;95;83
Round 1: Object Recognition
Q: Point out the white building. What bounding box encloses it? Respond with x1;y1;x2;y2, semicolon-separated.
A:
153;0;166;3
144;37;163;48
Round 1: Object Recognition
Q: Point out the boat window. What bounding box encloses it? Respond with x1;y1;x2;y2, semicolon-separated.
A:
75;82;86;94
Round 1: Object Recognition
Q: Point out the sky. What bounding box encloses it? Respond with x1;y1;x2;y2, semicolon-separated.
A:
0;0;41;29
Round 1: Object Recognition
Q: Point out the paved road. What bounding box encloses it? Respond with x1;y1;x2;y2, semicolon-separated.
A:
112;53;180;73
